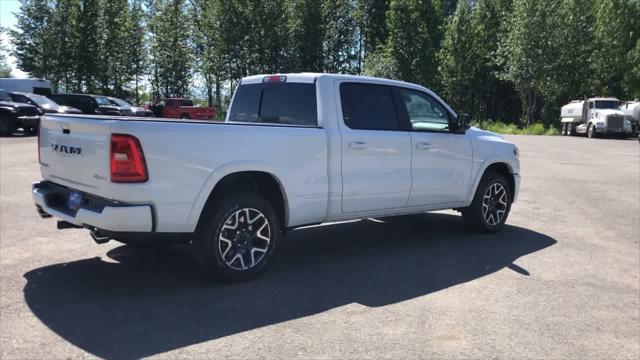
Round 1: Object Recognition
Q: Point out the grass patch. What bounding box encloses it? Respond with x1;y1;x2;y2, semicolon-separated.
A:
472;120;559;136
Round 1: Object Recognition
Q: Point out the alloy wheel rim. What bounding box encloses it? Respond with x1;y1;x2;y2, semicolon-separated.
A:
482;183;508;226
218;208;271;271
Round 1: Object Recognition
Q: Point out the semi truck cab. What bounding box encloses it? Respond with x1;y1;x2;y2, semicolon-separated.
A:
561;97;632;138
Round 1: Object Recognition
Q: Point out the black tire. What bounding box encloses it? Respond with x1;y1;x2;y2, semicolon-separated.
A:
587;123;596;138
567;123;573;136
191;193;279;281
0;114;17;136
462;171;512;233
561;123;567;136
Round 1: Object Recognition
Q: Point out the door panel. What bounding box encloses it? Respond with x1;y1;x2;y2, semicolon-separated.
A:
338;82;412;213
408;132;472;206
394;87;473;206
341;130;412;212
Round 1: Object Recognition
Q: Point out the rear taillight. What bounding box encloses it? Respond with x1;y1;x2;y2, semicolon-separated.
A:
110;134;148;183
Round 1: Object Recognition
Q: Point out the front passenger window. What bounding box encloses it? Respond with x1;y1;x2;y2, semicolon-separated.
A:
398;90;450;132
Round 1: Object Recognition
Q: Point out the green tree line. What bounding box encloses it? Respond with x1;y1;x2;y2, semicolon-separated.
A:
10;0;640;126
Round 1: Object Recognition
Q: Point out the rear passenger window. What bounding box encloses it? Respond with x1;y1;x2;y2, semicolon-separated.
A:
340;83;399;130
229;83;317;126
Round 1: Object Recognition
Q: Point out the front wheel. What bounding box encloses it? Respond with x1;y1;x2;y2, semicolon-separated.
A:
587;123;596;138
462;172;512;233
191;194;279;281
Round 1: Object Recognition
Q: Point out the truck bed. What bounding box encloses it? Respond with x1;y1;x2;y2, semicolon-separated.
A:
38;114;329;232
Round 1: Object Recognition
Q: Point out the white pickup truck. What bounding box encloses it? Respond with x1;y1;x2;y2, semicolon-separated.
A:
33;73;520;280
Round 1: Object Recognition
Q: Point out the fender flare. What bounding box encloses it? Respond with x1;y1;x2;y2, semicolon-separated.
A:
186;161;289;231
465;158;517;207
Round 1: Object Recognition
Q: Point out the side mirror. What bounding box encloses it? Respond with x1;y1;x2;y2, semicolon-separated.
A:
455;112;470;131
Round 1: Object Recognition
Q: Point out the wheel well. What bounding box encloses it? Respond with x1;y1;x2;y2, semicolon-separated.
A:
202;171;287;230
181;113;190;118
484;163;515;199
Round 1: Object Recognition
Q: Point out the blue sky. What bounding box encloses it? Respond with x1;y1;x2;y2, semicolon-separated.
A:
1;0;27;77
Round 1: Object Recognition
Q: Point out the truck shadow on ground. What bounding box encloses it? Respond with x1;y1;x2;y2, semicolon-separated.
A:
23;213;556;359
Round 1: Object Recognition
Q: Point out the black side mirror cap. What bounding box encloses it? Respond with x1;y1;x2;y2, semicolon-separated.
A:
455;112;471;131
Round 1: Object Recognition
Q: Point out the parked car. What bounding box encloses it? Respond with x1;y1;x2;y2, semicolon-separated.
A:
33;73;520;281
107;97;153;117
0;89;42;135
149;97;216;120
7;91;82;114
47;94;122;116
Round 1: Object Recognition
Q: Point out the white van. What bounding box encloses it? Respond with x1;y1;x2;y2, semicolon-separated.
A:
0;78;51;95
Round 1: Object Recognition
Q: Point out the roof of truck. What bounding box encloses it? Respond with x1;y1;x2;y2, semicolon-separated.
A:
240;73;428;91
568;97;620;103
239;72;454;115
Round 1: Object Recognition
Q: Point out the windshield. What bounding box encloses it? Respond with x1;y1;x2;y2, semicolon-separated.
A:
594;100;619;109
27;94;59;108
109;97;132;108
95;96;111;106
0;90;12;102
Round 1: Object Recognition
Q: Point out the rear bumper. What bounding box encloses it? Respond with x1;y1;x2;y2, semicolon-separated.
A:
32;181;153;232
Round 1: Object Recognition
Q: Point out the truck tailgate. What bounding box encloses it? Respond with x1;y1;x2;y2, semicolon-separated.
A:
39;114;112;193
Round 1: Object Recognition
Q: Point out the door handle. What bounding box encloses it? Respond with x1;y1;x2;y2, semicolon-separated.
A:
416;142;431;150
349;141;367;150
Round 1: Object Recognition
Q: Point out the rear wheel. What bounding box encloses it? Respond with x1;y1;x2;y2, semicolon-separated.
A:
566;123;573;136
0;115;17;136
191;193;279;281
561;123;567;135
462;172;512;233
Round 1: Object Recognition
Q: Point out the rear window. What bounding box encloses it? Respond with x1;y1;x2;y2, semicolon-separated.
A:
229;83;317;126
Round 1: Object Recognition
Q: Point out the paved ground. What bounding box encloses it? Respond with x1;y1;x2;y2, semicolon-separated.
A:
0;133;638;359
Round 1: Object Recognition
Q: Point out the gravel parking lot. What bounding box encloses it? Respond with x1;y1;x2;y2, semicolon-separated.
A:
1;134;638;359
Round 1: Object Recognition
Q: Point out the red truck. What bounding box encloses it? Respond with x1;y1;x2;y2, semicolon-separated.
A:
148;98;217;120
